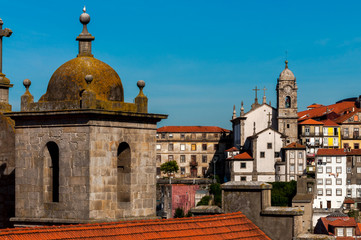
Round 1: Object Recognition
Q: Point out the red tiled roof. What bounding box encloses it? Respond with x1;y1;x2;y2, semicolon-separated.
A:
299;119;324;125
225;147;238;152
0;212;271;240
322;119;339;127
320;216;358;237
334;111;360;124
283;142;306;149
317;149;346;156
344;198;355;204
158;126;230;133
231;152;253;160
307;104;324;109
298;101;355;121
348;149;361;156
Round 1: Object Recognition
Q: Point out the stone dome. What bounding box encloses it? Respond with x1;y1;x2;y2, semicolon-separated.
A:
39;56;124;102
279;60;295;81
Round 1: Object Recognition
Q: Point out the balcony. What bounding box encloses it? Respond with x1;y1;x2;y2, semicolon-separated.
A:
300;133;323;137
341;134;361;140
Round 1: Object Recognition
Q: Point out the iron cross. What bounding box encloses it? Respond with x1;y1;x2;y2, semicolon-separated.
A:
0;18;12;74
263;86;267;96
253;86;259;99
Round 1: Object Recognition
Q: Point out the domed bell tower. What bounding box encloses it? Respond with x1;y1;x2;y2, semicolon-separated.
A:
276;60;298;143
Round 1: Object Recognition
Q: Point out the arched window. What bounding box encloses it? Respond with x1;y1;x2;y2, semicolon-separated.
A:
285;96;291;108
117;142;131;202
44;142;59;202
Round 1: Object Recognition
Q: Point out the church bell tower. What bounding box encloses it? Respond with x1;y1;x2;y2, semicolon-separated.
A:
276;60;298;143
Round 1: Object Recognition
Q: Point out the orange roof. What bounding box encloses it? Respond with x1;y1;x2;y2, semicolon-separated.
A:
283;142;306;149
320;216;359;237
298;101;355;121
321;119;339;127
299;119;324;125
0;212;271;240
231;152;253;160
334;110;361;124
225;147;238;152
344;198;355;204
158;126;230;133
348;149;361;156
307;103;324;109
317;148;346;156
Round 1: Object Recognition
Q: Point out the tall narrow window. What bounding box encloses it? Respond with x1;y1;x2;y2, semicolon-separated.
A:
44;142;59;202
117;142;131;202
285;96;291;108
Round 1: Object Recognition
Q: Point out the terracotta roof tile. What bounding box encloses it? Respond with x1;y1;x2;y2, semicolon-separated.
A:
334;111;360;124
283;142;306;149
348;149;361;156
225;147;238;152
321;119;339;127
299;119;324;125
230;152;253;160
158;126;230;133
307;104;324;109
317;148;346;156
344;198;355;204
298;101;355;121
0;212;271;240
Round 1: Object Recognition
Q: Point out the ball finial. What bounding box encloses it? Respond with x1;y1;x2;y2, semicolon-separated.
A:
80;6;90;25
137;80;145;90
85;75;93;85
23;79;31;89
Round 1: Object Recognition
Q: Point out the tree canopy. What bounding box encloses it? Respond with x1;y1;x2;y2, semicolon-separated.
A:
160;160;179;176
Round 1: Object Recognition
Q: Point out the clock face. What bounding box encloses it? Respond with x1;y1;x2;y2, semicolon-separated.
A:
284;85;292;94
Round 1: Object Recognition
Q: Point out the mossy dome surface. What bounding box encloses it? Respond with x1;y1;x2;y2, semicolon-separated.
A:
40;56;124;102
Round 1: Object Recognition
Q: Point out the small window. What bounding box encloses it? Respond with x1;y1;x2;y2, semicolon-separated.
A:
260;152;265;158
326;189;332;196
317;179;323;185
202;144;207;151
181;167;185;175
156;167;161;175
326;178;332;185
337;228;344;237
336;189;342;196
336;178;342;185
336;157;341;163
180;144;185;151
202;167;207;176
168;143;174;151
169;133;173;138
326;167;332;173
355;143;360;149
347;167;351;173
191;144;197;151
290;165;295;172
168;155;173;161
346;228;353;237
326;157;331;163
214;133;219;138
347;189;352;197
156;155;161;162
298;151;303;159
156;133;159;139
180;155;185;163
337;167;342;173
156;144;161;150
287;124;290;128
317;166;323;173
298;165;303;172
191;155;196;161
241;176;246;181
241;162;246;169
202;133;207;138
267;143;272;149
357;167;361;173
180;133;185;139
202;155;207;163
274;152;280;158
317;189;323;196
161;133;166;139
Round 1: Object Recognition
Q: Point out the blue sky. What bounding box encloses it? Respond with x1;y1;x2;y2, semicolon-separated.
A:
1;1;361;129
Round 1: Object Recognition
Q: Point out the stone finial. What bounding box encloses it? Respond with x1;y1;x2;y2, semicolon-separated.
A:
285;60;288;69
21;79;34;111
262;86;267;104
135;80;148;113
76;6;95;57
232;105;236;119
85;74;93;85
240;101;244;116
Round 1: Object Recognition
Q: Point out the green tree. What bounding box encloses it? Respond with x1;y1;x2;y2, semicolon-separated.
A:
174;207;184;218
270;180;297;207
160;160;179;177
197;195;212;206
210;183;222;207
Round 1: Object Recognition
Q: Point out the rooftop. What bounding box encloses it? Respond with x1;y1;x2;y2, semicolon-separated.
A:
0;212;271;240
157;126;230;133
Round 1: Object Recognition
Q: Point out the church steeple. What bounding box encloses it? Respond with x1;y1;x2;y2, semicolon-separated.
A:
276;60;298;143
76;6;95;57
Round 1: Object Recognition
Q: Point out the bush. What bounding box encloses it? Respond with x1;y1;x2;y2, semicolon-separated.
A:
269;180;297;207
210;183;222;207
197;195;212;206
174;207;184;218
